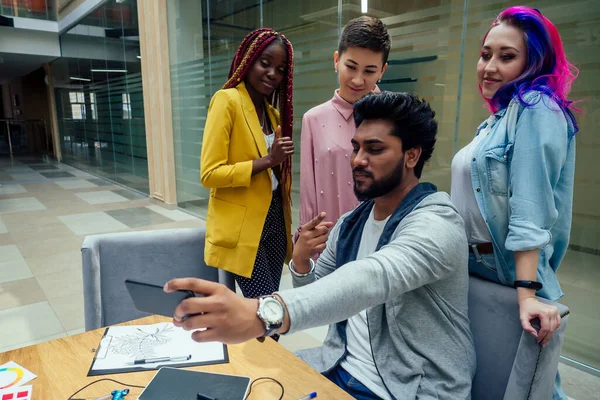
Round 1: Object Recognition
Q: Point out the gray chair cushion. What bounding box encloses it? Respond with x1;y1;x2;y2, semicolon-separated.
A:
82;228;234;331
469;275;569;400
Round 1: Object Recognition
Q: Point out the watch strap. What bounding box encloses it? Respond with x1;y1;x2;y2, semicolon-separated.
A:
513;280;543;291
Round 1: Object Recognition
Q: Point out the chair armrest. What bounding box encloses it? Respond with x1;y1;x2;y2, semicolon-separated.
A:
504;300;569;400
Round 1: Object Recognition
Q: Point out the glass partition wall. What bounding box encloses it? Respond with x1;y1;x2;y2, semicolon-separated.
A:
0;0;57;20
55;0;148;194
166;0;600;374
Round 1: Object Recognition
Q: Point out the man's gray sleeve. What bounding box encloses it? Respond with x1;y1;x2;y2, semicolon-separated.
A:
277;205;467;334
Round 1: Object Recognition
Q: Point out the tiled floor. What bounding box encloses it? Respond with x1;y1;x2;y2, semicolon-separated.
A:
0;156;598;399
0;156;205;353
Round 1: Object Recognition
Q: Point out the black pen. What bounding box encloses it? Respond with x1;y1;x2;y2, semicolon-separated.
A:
197;393;217;400
129;354;191;365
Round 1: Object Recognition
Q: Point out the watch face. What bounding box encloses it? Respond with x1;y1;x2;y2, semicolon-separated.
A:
262;298;284;322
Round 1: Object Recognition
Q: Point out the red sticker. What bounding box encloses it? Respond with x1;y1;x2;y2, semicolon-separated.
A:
16;393;28;399
2;394;14;400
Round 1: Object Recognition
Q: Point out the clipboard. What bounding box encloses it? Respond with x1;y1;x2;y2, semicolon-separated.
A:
87;322;229;376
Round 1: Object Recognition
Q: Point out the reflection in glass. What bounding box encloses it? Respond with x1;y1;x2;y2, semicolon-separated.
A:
0;0;56;21
54;0;148;194
165;0;600;372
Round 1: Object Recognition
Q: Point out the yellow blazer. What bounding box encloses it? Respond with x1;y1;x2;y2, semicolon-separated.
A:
200;82;292;278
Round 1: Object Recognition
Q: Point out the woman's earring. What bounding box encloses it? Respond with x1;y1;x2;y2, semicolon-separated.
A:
335;69;338;73
378;79;381;83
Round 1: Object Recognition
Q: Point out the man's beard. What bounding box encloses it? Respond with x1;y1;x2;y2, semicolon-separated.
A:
353;157;404;201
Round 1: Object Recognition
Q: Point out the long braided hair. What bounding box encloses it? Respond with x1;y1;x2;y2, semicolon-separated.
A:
223;28;294;204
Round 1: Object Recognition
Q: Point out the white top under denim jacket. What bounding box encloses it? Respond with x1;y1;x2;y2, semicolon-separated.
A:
469;90;577;301
451;115;494;244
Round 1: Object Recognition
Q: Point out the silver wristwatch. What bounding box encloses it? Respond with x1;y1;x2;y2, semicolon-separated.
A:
256;295;284;337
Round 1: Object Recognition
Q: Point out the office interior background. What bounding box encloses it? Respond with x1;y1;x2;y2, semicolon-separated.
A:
0;0;598;385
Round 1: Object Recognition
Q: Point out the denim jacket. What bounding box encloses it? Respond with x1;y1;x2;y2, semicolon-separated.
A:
471;91;577;300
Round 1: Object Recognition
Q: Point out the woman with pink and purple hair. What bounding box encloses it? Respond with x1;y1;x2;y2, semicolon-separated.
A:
450;7;578;399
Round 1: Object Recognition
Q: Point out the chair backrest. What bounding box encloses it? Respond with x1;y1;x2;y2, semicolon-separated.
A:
81;228;235;331
468;275;569;400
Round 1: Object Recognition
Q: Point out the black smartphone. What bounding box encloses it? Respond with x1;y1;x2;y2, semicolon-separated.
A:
125;279;198;319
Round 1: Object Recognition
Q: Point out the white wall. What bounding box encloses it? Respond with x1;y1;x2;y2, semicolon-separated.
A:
0;27;61;57
60;33;138;63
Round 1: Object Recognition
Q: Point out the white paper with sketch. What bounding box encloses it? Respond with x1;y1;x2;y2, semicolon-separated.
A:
88;322;228;375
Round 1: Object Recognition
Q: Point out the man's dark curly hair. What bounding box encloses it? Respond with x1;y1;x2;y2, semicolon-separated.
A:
354;92;437;178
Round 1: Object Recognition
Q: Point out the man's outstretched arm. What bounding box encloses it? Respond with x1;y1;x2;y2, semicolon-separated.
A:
165;205;466;343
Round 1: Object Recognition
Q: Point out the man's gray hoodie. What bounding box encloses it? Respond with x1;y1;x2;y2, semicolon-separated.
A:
278;184;476;399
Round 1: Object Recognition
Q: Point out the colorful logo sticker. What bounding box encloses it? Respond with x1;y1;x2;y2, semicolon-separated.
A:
0;368;24;389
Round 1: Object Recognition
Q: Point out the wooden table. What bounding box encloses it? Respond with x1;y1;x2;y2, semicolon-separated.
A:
0;316;351;400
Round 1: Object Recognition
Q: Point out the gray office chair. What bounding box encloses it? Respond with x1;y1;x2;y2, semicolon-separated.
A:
81;228;235;331
469;275;570;400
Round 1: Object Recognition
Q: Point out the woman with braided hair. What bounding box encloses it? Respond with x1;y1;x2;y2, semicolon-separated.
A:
200;28;295;309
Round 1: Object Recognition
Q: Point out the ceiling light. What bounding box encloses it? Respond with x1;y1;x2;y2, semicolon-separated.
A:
70;77;91;82
361;0;368;13
90;69;128;73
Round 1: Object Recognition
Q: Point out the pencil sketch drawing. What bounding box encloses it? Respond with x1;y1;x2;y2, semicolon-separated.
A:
110;324;174;359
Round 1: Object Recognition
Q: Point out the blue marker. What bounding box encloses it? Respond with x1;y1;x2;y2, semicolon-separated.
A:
298;392;317;400
94;390;129;400
111;389;130;400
